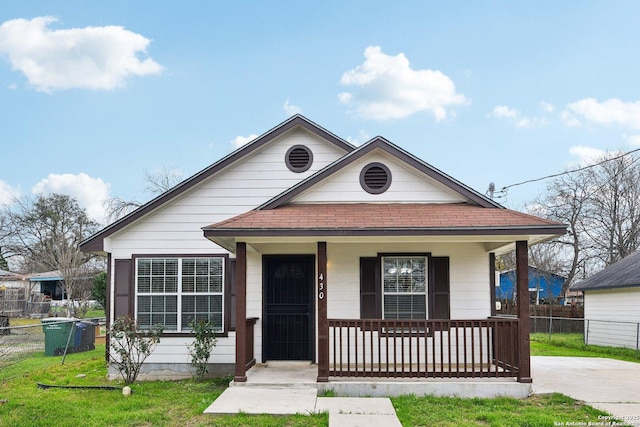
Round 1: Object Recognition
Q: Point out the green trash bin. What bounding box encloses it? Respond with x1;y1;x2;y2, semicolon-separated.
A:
41;318;76;356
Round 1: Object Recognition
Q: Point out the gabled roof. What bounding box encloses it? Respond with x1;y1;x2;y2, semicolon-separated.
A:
571;250;640;291
203;203;566;237
500;266;567;280
80;115;355;253
259;136;502;210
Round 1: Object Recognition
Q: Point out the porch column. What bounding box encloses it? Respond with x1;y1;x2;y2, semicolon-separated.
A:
516;240;532;383
317;241;329;382
489;252;497;317
234;242;247;382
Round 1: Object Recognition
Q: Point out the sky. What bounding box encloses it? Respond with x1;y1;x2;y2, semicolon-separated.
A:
1;1;640;224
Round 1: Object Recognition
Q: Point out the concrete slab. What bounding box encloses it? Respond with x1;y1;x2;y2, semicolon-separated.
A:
203;387;318;415
329;413;403;427
316;397;397;414
532;356;640;425
316;397;402;427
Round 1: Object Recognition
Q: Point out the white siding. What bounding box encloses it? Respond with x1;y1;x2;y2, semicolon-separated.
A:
584;287;640;350
107;129;347;363
294;151;468;204
107;128;347;258
327;242;491;320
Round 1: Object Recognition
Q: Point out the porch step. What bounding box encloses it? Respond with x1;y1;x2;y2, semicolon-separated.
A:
230;363;318;389
265;360;312;368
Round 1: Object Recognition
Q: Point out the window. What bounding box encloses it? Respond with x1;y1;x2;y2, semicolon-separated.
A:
136;257;225;332
382;256;427;319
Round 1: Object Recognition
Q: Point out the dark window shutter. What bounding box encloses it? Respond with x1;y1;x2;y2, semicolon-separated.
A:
360;257;381;319
229;258;237;330
114;259;133;318
430;257;450;319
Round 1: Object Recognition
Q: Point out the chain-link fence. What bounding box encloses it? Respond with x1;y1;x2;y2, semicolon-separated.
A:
0;318;105;382
531;316;640;353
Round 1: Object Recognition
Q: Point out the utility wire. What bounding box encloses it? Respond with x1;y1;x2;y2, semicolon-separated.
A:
494;146;640;196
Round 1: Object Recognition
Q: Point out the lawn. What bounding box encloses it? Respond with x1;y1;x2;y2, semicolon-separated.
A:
530;332;640;362
0;343;616;427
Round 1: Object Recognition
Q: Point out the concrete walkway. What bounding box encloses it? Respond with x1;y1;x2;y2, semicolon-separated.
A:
532;356;640;425
203;363;402;426
203;387;402;426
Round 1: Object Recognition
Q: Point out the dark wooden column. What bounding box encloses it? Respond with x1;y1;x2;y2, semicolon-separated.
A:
234;242;247;382
317;241;329;382
516;240;532;383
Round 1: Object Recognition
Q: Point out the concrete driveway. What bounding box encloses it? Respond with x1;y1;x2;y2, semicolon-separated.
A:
532;356;640;426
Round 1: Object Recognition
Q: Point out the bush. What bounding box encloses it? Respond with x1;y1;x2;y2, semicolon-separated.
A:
109;316;163;385
187;319;217;381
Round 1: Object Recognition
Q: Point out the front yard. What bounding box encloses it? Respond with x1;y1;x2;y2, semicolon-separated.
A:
0;339;619;427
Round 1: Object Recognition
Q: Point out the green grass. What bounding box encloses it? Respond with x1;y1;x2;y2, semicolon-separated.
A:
392;393;608;427
0;344;618;427
531;332;640;362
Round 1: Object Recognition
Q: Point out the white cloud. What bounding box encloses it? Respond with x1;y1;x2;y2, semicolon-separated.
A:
231;134;258;149
0;16;163;92
623;134;640;146
31;173;111;221
569;145;607;165
488;105;546;129
564;98;640;130
561;110;581;127
283;98;302;115
540;101;555;113
338;46;468;121
0;181;20;206
346;130;371;146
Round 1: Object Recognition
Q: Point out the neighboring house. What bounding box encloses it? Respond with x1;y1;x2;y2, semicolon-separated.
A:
81;115;565;389
497;266;566;305
28;271;66;300
571;250;640;350
0;269;28;290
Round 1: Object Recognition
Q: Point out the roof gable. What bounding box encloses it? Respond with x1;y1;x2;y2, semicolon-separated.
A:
572;250;640;291
81;115;355;253
259;136;502;210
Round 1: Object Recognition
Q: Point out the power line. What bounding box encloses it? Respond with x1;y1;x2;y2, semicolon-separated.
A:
493;147;640;197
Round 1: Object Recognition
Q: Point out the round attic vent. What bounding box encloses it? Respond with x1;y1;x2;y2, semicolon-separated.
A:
360;162;392;194
285;145;313;172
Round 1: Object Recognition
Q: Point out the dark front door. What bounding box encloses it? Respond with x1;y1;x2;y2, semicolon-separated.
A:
263;255;314;361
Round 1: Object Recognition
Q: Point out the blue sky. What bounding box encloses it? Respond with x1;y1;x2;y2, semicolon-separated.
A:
1;1;640;223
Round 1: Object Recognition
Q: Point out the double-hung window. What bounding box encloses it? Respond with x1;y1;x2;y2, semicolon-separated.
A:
382;256;427;319
136;257;224;332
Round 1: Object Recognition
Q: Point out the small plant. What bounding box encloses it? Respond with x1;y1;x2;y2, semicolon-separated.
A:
187;319;217;381
109;316;163;385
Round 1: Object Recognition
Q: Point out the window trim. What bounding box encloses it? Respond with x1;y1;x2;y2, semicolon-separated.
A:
381;254;429;320
133;253;230;337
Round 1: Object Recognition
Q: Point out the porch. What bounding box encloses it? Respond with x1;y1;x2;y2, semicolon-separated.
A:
228;359;532;399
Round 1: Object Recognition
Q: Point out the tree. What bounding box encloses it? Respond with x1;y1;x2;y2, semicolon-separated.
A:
92;271;107;309
6;193;100;315
528;151;640;291
104;165;183;221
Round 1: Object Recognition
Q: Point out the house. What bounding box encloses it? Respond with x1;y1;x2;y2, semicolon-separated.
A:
571;250;640;350
28;271;66;300
81;115;565;394
497;266;566;305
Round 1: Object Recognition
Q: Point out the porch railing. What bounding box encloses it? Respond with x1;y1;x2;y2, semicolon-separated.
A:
245;317;258;370
328;318;520;378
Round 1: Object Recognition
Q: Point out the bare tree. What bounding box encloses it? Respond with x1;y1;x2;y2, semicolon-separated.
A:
529;151;640;291
6;193;100;316
104;165;183;221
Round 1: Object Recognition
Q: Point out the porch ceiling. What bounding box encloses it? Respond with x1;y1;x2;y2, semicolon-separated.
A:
203;203;565;254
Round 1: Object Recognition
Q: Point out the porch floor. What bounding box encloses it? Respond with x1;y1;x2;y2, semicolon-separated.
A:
230;361;532;398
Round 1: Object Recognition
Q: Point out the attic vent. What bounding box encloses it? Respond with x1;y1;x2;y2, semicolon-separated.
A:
285;145;313;172
360;162;392;194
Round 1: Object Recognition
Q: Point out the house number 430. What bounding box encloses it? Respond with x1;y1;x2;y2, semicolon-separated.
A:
318;274;325;300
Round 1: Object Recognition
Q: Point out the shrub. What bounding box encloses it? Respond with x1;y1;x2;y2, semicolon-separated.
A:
187;319;217;381
109;316;163;385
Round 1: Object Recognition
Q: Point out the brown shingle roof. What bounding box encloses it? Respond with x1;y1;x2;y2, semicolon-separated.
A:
203;203;564;235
